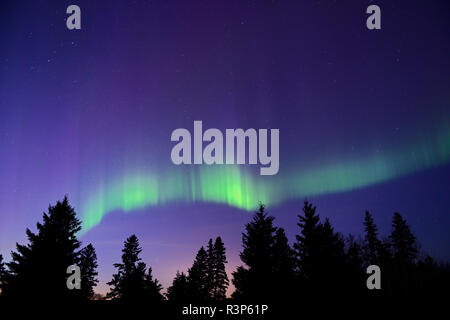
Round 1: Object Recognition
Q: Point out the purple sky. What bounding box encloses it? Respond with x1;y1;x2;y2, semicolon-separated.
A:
0;0;449;295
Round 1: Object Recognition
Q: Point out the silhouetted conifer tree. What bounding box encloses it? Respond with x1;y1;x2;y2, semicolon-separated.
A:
318;219;347;293
390;213;418;264
0;254;7;294
5;197;81;298
376;237;394;294
362;212;393;294
389;212;418;295
272;228;296;297
78;243;99;299
107;234;162;301
144;267;164;301
166;271;188;301
187;246;209;300
344;235;365;293
232;204;276;300
205;238;215;298
212;237;229;300
294;201;321;287
294;202;351;295
363;211;381;266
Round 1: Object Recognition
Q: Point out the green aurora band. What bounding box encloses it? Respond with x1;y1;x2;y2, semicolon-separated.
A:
81;126;450;233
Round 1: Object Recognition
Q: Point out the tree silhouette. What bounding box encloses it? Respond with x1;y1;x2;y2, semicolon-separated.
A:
0;254;7;295
211;237;229;300
2;194;449;301
107;234;162;301
317;218;347;294
344;235;365;292
363;211;381;266
294;202;355;296
271;228;296;298
4;197;81;298
205;238;215;298
232;204;276;300
390;213;418;264
389;212;418;295
144;267;164;301
187;246;209;300
293;201;321;287
166;271;189;301
78;243;99;299
186;237;229;300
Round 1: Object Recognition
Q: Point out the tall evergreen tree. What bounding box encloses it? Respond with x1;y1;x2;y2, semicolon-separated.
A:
294;201;321;283
232;204;276;299
107;234;162;301
187;246;209;300
362;211;391;295
78;243;99;299
205;238;215;298
389;212;418;295
317;219;347;292
144;267;164;301
166;271;189;301
212;237;229;300
390;212;418;264
294;202;349;295
0;254;7;295
376;237;394;294
344;235;365;293
363;211;381;266
5;197;81;298
271;228;296;297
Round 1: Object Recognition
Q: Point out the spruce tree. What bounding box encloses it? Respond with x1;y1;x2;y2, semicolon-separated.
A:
317;219;347;292
78;243;99;299
272;228;296;297
345;235;365;292
187;246;209;300
294;202;349;295
389;212;418;295
294;201;321;283
107;234;161;301
232;204;276;299
363;211;381;265
144;267;164;301
0;254;7;295
212;237;229;300
166;271;189;301
206;238;215;298
390;212;417;264
5;197;81;298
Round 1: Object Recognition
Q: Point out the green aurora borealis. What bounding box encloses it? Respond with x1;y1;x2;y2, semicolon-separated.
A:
2;0;450;297
81;124;450;232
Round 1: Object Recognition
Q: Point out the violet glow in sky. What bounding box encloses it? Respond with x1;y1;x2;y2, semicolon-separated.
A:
1;0;449;294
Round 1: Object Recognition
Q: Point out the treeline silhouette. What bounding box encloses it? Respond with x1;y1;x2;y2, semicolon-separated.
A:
0;197;449;302
167;236;229;302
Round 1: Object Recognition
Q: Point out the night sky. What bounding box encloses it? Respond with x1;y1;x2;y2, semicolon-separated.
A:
1;0;449;295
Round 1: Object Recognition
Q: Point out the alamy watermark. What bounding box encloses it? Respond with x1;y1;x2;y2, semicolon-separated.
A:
66;264;81;290
171;121;279;175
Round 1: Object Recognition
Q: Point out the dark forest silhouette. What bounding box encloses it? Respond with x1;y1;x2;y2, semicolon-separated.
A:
166;236;229;302
0;197;449;302
107;234;163;301
0;197;98;299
